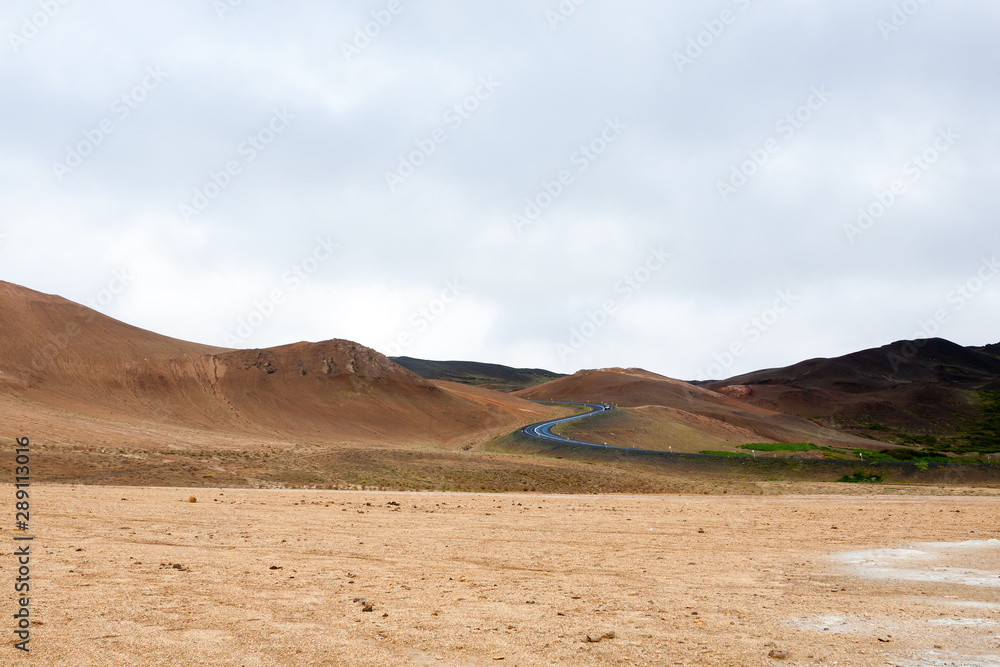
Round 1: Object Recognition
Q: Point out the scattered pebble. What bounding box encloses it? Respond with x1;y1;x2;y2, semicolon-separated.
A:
160;563;190;572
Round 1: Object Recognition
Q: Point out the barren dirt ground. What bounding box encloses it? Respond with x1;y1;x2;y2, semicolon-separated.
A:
3;486;999;666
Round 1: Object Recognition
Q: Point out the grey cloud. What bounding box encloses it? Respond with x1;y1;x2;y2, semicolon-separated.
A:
0;0;996;378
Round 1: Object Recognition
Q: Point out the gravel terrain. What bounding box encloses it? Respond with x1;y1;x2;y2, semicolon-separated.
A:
3;486;998;665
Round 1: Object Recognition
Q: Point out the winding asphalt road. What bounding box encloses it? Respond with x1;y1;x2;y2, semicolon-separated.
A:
521;401;687;455
521;402;627;450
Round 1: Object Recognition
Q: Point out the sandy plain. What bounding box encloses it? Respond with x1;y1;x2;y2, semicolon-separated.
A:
2;485;999;666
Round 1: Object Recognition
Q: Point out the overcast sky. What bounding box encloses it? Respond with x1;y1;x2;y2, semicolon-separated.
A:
1;0;998;379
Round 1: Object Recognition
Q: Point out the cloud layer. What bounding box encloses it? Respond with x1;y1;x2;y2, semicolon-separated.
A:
2;0;997;379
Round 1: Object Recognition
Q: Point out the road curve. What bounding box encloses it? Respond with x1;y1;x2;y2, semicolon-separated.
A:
521;401;622;449
521;401;680;455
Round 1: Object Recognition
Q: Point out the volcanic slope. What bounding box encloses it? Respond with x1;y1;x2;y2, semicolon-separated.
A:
0;281;555;450
709;338;1000;448
514;367;883;453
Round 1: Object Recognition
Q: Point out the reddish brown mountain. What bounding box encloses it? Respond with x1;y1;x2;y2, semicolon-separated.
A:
0;281;549;447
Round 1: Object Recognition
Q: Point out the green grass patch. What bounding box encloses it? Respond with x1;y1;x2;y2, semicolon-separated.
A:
838;471;883;484
896;433;939;447
860;422;892;432
875;448;949;462
964;390;1000;453
848;448;951;464
740;442;818;452
887;391;1000;455
699;450;752;457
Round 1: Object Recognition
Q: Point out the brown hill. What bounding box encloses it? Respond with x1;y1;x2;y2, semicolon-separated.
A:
708;338;1000;446
514;367;883;452
0;281;552;448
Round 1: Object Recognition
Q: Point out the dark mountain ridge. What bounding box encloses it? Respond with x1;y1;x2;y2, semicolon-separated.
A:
709;337;1000;451
391;356;564;392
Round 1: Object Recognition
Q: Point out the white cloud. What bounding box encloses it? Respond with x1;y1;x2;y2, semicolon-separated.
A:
1;0;997;378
